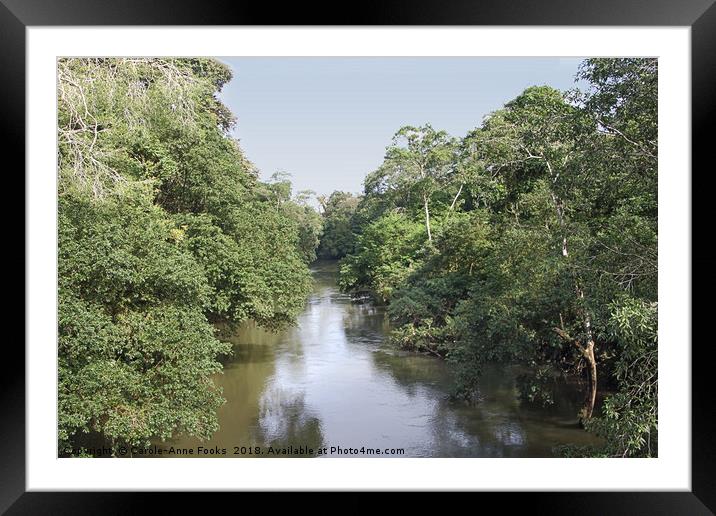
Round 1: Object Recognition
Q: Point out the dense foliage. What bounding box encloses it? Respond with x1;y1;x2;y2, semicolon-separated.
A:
58;58;317;455
334;59;658;457
58;57;658;459
317;191;360;259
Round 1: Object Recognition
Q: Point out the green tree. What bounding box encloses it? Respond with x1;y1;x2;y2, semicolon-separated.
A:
586;298;658;456
379;125;456;242
283;189;324;264
57;58;314;454
317;191;360;259
338;212;426;302
58;184;230;453
335;59;658;455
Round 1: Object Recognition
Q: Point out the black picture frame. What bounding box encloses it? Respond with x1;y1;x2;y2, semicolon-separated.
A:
4;0;713;512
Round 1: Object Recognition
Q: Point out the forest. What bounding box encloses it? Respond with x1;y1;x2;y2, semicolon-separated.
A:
58;58;321;455
58;57;657;458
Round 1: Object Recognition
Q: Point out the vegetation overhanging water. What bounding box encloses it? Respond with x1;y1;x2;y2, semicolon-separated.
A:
57;57;658;459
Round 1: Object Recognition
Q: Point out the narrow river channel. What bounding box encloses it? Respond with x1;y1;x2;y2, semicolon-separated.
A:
167;261;601;457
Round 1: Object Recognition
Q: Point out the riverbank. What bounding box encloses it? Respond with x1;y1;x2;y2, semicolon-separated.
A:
158;261;601;457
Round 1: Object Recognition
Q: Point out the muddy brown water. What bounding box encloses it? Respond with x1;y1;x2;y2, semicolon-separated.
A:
161;261;602;457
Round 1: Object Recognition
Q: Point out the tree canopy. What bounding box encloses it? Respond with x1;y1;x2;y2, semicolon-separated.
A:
58;58;318;455
333;58;658;457
58;57;658;459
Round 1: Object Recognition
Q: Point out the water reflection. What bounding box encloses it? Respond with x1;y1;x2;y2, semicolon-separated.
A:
165;261;601;457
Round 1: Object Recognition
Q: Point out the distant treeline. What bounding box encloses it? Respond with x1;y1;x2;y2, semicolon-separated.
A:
319;59;658;457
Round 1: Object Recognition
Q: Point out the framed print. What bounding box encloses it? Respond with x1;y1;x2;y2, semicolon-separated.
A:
5;0;714;511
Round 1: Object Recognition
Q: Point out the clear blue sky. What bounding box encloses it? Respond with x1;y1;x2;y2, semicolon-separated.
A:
217;57;585;198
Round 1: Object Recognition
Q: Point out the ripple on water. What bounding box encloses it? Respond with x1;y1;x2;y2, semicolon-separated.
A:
174;262;605;457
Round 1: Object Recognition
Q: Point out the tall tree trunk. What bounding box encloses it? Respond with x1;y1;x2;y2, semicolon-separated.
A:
576;285;597;422
545;158;598;422
583;342;597;420
553;324;598;424
424;195;432;242
449;183;464;211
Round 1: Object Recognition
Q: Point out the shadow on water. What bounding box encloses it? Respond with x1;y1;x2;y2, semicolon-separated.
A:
160;260;602;457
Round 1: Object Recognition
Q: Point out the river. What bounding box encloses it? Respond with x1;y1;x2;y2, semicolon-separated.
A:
166;260;601;457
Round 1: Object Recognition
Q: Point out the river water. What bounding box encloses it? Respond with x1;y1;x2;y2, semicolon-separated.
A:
167;261;601;457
